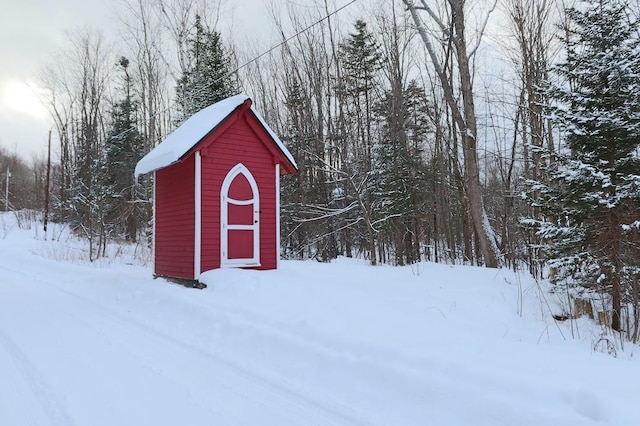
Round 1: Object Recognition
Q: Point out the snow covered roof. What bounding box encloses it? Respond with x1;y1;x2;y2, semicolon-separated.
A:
135;94;297;177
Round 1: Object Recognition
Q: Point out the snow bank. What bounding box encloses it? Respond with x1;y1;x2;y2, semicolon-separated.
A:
1;213;639;425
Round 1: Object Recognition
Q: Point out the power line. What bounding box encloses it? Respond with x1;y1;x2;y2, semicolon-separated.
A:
234;0;357;76
111;0;358;146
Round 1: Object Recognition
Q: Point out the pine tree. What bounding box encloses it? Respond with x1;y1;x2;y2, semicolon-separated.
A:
176;15;237;121
339;20;382;92
338;19;383;265
372;81;431;265
338;19;382;169
104;56;145;242
524;0;640;333
279;76;340;261
279;79;309;259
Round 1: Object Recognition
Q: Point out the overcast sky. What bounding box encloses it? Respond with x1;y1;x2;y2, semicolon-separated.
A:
0;0;505;162
0;0;111;159
0;0;354;161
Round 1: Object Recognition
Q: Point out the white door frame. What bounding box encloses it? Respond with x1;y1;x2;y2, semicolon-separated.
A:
220;163;260;267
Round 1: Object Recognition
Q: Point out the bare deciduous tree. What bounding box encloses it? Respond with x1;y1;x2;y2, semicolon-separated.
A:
402;0;501;267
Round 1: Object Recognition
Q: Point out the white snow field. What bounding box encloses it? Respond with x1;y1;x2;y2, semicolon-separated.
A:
1;212;639;426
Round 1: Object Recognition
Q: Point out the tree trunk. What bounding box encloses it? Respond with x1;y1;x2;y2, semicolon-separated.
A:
608;203;622;332
403;0;500;267
450;0;499;268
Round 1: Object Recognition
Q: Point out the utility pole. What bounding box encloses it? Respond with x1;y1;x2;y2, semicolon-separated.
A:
4;167;10;212
44;130;52;233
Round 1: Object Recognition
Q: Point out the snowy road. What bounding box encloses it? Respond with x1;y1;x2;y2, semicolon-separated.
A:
2;218;640;425
0;254;371;425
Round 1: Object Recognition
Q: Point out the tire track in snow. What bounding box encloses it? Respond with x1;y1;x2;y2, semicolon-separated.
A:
14;267;367;425
0;329;76;426
53;285;364;425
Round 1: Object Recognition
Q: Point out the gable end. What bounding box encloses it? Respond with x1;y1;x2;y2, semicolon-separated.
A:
244;111;297;175
181;100;252;161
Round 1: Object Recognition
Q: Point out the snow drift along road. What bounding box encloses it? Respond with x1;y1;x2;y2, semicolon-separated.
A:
1;213;639;425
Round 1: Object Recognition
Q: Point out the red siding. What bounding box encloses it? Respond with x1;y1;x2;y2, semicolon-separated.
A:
155;155;195;279
200;112;278;272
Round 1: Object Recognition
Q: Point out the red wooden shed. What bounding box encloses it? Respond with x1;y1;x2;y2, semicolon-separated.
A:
135;94;297;281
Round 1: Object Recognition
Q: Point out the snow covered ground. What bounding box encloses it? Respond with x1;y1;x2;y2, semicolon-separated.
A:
1;211;639;426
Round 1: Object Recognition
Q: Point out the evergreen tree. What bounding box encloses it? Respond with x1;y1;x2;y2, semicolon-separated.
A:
338;19;382;168
176;15;237;121
280;76;340;261
338;19;383;265
372;81;431;265
104;56;145;242
523;0;640;333
279;78;310;259
339;20;382;95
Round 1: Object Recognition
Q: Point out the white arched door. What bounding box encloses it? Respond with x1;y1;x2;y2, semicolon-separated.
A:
220;164;260;267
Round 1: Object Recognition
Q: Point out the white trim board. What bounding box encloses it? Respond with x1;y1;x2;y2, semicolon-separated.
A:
276;163;281;269
152;171;157;274
194;151;202;279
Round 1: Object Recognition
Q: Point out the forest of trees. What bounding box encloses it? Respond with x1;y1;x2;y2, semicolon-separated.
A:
1;0;639;341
